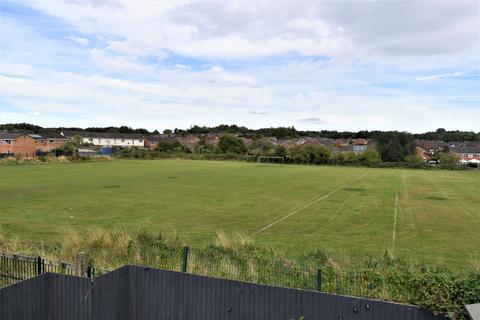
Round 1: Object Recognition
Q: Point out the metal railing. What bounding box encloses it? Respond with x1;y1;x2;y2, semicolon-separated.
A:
0;251;108;288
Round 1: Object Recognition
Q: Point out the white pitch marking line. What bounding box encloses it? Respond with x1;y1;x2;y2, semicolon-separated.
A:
247;172;369;239
392;193;398;247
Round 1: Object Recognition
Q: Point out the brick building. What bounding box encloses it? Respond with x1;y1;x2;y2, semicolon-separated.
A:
0;132;67;157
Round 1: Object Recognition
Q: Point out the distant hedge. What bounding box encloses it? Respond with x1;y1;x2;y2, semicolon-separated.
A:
113;148;476;170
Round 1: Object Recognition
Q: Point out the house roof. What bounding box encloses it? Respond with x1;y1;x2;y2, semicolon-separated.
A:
352;138;368;145
27;134;45;140
0;132;27;140
62;131;144;140
43;133;68;140
333;138;349;146
451;146;480;154
415;140;446;149
145;135;176;143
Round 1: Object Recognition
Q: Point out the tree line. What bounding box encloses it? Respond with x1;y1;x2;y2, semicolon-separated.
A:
2;123;478;142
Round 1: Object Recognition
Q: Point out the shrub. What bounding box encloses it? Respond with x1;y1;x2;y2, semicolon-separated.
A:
437;152;460;166
218;134;247;154
156;141;189;153
405;154;425;165
286;145;331;164
359;150;382;165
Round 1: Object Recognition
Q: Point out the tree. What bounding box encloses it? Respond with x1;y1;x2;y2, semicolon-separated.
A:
384;140;405;162
375;132;415;162
58;134;86;155
275;145;287;157
194;137;215;154
163;129;173;134
286;145;308;164
156;141;188;153
437;152;460;166
286;145;331;164
405;154;424;165
249;139;275;156
310;145;331;164
218;134;247;154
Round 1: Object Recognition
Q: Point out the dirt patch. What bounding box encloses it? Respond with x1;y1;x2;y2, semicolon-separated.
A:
343;187;365;192
425;195;448;201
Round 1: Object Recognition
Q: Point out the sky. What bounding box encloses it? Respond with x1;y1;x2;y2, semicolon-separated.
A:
0;0;479;133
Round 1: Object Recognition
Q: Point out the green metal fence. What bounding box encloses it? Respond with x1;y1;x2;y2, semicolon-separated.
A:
1;247;413;302
0;251;109;288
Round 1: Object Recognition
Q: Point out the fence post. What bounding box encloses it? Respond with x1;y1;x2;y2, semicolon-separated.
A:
181;247;189;273
86;266;94;279
75;252;85;277
36;256;43;275
316;268;322;291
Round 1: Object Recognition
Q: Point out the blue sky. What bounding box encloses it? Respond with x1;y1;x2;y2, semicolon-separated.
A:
0;0;479;132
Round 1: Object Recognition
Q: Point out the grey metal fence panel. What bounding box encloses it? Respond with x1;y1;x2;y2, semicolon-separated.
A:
0;272;46;320
0;265;446;320
91;264;129;320
0;273;92;320
91;265;445;320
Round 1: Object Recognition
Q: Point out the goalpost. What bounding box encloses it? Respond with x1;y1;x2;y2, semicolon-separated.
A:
257;156;285;164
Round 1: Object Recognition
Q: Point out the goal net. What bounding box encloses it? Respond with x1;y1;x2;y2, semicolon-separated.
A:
257;156;285;164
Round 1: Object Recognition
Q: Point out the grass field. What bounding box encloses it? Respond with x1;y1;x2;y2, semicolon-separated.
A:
0;159;478;269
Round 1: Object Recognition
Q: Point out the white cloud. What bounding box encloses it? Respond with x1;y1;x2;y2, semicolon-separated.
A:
65;36;90;46
2;66;478;132
0;63;33;77
1;1;478;132
90;49;154;73
299;117;325;124
416;72;465;81
26;0;478;65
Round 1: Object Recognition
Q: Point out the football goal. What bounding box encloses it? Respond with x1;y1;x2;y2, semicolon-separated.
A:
257;156;285;164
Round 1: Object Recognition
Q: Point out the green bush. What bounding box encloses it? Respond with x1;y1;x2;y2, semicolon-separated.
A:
218;134;247;154
286;144;331;164
156;141;190;153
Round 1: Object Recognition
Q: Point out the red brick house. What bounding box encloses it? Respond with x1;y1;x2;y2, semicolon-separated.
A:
0;132;67;157
0;132;38;157
415;140;447;161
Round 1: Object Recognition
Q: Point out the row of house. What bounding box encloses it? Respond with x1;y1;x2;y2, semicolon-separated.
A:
277;137;374;153
144;135;375;154
415;140;480;164
2;130;479;164
61;131;145;148
0;130;375;157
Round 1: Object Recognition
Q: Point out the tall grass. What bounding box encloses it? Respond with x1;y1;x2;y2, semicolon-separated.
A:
0;227;478;319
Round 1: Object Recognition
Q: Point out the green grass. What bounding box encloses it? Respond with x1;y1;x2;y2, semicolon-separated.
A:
0;159;478;269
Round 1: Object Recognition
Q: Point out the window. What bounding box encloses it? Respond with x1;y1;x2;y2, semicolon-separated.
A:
121;139;125;142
